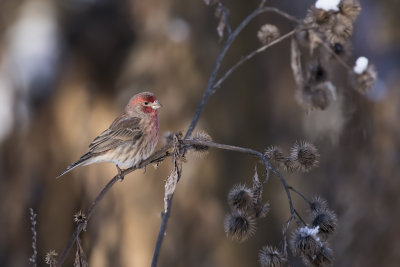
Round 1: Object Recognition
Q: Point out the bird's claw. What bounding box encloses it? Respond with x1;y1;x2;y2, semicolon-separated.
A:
116;165;124;181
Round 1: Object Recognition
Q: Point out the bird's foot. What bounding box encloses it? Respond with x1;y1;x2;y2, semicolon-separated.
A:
116;165;124;181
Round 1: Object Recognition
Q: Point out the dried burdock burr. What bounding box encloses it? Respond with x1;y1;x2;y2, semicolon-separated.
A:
259;245;287;267
290;140;320;173
224;211;256;242
257;24;280;45
227;184;254;212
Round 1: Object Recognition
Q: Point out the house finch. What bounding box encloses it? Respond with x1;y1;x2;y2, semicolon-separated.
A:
57;92;161;178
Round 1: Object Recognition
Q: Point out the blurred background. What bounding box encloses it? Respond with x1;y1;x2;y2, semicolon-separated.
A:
0;0;399;266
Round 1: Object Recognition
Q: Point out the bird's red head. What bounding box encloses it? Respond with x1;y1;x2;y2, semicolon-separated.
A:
127;92;161;115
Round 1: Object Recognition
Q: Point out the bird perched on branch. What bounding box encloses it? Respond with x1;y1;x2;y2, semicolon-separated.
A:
57;92;161;178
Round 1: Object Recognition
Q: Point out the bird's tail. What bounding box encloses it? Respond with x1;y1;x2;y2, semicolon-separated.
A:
57;152;92;179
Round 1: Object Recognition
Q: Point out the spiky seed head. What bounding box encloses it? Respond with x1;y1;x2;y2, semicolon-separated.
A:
313;243;334;266
224;211;256;242
304;6;333;28
265;146;285;163
301;242;334;266
74;211;86;224
259;245;287;267
353;64;378;94
45;250;58;266
290;226;321;257
257;24;280;45
257;202;271;218
74;211;87;231
339;0;361;22
190;130;212;158
290;141;320;173
326;14;354;44
312;209;338;238
227;184;254;212
281;158;295;172
311;6;333;25
310;196;329;214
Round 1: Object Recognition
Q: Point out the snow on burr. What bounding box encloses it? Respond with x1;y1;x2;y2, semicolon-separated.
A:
353;57;369;74
315;0;341;11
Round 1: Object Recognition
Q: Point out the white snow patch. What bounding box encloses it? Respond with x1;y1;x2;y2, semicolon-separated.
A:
315;0;341;12
299;226;320;241
353;56;369;74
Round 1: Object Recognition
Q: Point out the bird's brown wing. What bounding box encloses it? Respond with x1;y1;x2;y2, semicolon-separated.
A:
88;116;142;153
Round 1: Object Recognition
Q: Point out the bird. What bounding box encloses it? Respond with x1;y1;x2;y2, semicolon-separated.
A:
57;92;161;178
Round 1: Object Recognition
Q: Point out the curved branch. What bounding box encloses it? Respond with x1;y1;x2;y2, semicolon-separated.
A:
56;144;173;267
57;4;300;266
185;6;298;139
212;29;297;89
181;139;296;218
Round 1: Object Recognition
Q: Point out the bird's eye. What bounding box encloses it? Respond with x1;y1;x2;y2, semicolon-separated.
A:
144;102;149;105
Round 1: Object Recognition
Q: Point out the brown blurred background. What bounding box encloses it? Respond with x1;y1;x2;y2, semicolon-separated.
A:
0;0;399;266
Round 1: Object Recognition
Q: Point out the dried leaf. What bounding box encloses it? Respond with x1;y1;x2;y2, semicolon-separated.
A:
74;237;88;267
164;166;179;211
216;11;226;39
163;134;183;212
252;166;261;190
290;38;304;87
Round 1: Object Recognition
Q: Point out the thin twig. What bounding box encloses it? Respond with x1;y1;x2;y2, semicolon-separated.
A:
289;186;312;205
151;196;173;267
185;6;298;139
218;1;232;35
28;208;38;267
58;4;301;266
182;139;296;218
212;29;297;90
56;144;173;266
294;208;307;226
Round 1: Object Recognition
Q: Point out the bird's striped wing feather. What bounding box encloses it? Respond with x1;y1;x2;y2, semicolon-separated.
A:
89;116;142;153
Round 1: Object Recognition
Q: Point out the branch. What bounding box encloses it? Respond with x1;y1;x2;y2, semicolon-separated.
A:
149;139;298;267
58;4;301;266
151;196;173;267
212;29;297;90
185;6;299;139
56;144;173;267
181;139;296;218
28;208;38;267
151;6;299;266
289;186;312;205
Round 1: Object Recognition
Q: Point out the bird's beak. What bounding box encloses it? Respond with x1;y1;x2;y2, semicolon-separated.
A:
151;100;162;110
